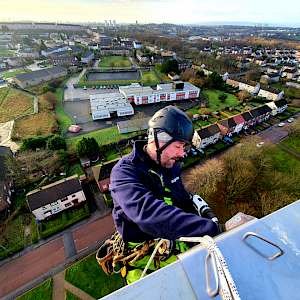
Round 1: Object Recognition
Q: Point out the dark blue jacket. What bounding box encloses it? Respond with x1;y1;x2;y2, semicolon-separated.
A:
110;141;218;243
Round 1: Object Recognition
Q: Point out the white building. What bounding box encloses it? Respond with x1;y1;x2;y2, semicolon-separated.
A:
90;92;134;120
26;175;86;221
119;81;200;105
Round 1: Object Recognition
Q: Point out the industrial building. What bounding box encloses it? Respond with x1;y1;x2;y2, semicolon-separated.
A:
90;93;134;120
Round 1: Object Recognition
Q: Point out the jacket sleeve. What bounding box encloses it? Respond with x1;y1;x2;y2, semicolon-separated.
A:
110;162;218;240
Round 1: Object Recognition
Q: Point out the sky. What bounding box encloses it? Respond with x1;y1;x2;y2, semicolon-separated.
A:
1;0;300;27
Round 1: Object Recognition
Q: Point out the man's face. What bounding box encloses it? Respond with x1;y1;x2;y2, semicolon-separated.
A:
160;141;185;168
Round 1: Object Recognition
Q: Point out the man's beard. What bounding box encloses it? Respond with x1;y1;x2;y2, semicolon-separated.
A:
164;157;178;169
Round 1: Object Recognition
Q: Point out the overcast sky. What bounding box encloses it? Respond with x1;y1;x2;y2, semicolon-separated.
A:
1;0;299;27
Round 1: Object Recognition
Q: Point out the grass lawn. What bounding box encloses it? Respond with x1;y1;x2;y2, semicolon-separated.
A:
0;214;24;259
54;87;73;131
98;57;131;68
287;107;300;113
186;107;199;115
193;123;200;130
66;126;136;148
121;147;132;156
281;132;300;154
67;163;84;177
141;70;160;85
65;290;81;300
65;252;125;299
17;279;52;300
0;88;34;123
26;83;49;95
0;50;14;55
203;90;239;111
2;69;32;78
155;68;168;82
268;145;300;173
105;149;120;161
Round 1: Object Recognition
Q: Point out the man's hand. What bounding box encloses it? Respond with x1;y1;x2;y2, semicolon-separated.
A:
190;194;219;224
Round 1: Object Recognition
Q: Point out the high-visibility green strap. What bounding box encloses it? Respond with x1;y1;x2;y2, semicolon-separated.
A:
164;197;173;205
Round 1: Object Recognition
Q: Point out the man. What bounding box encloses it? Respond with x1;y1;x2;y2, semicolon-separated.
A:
110;106;219;283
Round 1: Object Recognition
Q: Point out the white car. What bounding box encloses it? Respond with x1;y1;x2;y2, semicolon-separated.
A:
84;86;87;90
278;122;285;127
256;142;264;148
287;118;294;123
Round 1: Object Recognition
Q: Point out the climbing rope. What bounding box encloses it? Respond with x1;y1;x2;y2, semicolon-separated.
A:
178;236;241;300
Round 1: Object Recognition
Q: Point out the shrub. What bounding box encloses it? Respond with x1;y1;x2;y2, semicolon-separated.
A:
43;86;55;94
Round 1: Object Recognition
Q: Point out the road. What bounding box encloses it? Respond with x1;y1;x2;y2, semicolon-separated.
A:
0;212;115;300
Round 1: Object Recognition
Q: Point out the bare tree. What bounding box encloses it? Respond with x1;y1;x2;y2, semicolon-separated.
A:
87;60;94;67
120;60;125;69
285;118;300;136
43;92;58;107
109;61;115;69
131;112;148;132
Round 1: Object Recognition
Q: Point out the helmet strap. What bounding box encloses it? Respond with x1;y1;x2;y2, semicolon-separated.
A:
154;129;176;167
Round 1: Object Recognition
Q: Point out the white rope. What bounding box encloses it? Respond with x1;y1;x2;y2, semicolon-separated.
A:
178;236;241;300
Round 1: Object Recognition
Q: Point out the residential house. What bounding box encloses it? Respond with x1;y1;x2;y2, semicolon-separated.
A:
65;39;75;46
7;57;22;67
27;175;86;221
257;105;272;121
121;40;133;49
17;50;39;58
71;46;84;54
255;58;267;66
136;50;147;63
92;158;120;192
14;66;67;89
99;36;111;48
177;59;190;70
151;55;164;65
226;76;260;94
240;111;254;129
258;86;284;100
49;56;77;66
133;41;143;49
81;51;94;64
88;43;99;51
274;99;288;114
232;114;245;133
249;107;264;124
265;102;278;116
281;63;297;72
217;118;237;137
0;60;6;68
0;146;13;211
192;124;221;150
260;73;280;83
41;45;70;57
51;50;70;57
281;69;298;79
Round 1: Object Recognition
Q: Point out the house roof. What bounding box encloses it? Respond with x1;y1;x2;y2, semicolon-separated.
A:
217;118;237;129
196;126;213;139
275;99;288;107
240;111;253;122
260;85;283;94
207;124;221;135
257;105;272;115
249;107;261;118
14;66;66;81
92;158;120;182
228;76;259;87
26;175;82;211
82;51;94;58
232;114;245;124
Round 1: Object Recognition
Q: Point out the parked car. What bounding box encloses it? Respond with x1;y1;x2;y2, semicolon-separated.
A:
100;86;103;89
243;131;248;136
278;122;285;127
73;84;77;88
287;118;294;123
256;142;264;148
63;85;67;89
107;85;110;89
103;86;106;89
84;86;87;90
92;85;95;89
96;86;99;89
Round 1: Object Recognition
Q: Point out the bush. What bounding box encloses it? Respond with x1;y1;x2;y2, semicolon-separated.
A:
46;135;66;151
11;134;22;141
43;86;55;94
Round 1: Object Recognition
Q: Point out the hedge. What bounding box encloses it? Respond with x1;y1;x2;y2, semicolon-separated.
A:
0;244;24;260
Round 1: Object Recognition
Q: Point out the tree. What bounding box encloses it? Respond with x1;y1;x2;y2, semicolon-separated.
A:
196;70;205;78
75;137;88;157
109;61;115;69
218;92;228;102
46;135;66;151
120;60;125;69
245;68;260;81
87;60;94;67
43;86;55;94
285;118;300;136
39;40;47;53
198;108;211;115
